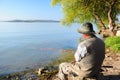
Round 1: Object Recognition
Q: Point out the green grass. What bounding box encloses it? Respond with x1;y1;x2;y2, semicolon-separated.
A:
48;49;75;66
105;36;120;53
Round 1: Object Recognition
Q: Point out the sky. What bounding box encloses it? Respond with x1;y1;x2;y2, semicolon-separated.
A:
0;0;62;20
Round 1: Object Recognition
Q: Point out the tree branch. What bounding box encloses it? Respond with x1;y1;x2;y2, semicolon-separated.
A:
107;0;116;31
93;13;106;30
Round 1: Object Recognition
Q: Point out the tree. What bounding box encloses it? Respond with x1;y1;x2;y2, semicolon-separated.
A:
51;0;120;37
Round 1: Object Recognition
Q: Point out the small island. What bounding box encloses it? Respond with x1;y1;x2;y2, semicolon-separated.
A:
3;19;60;23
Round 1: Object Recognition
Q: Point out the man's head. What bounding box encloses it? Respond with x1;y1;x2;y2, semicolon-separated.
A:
78;22;95;34
78;22;96;39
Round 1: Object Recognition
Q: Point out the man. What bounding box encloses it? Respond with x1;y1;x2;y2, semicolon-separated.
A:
56;22;105;80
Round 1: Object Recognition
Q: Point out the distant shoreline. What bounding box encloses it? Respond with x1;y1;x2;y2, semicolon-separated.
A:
1;20;60;23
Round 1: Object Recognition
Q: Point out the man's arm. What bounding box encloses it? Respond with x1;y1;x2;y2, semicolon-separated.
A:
74;43;88;62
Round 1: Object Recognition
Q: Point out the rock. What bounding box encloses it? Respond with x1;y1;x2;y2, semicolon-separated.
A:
113;61;120;69
106;48;110;53
38;66;58;75
38;67;44;75
20;73;39;80
116;30;120;36
66;73;105;80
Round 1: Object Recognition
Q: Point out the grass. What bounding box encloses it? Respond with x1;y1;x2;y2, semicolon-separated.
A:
48;49;75;66
105;36;120;53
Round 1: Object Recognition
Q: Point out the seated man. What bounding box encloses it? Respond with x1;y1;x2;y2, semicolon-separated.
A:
56;22;105;80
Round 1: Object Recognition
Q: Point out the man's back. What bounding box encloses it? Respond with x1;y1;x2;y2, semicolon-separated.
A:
78;36;105;77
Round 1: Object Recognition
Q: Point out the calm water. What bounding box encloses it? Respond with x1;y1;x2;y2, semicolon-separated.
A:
0;22;80;75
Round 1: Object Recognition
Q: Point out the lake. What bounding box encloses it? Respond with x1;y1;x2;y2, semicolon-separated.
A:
0;22;81;75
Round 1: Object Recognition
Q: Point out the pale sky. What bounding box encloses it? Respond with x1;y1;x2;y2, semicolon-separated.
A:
0;0;62;20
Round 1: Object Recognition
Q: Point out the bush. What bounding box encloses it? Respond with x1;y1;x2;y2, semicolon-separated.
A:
105;36;120;52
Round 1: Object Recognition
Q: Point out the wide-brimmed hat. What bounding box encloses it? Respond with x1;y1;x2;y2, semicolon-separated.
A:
77;22;95;34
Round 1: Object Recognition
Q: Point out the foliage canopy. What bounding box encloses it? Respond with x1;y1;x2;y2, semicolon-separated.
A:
51;0;120;28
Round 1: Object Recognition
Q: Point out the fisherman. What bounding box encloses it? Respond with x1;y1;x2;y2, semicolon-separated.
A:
56;22;105;80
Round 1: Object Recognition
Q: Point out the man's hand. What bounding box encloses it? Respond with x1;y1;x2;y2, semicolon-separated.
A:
71;61;76;65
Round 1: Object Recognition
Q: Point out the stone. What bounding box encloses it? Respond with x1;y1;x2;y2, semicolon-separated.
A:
66;73;105;80
113;61;120;69
38;67;44;75
38;66;58;75
116;30;120;36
